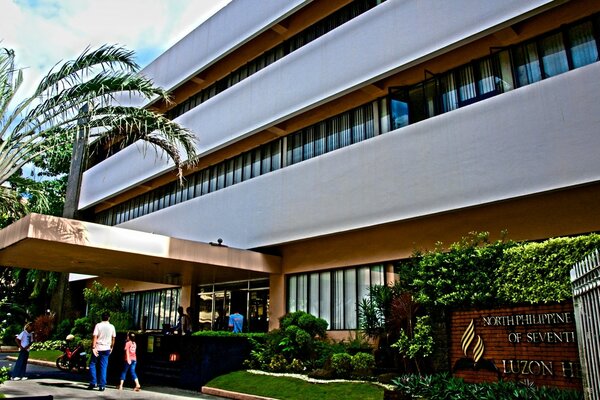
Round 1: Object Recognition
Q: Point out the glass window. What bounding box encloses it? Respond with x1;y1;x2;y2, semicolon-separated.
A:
371;265;385;286
186;175;196;200
252;148;261;177
288;276;297;312
408;84;426;123
568;21;598;68
327;120;339;152
496;50;515;93
333;270;344;329
314;123;326;156
352;107;366;143
309;273;319;317
457;65;477;105
297;275;307;312
261;145;272;174
286;133;300;166
439;73;458;113
208;167;217;193
477;58;497;96
303;128;315;161
357;267;371;302
225;159;235;187
338;113;352;148
513;42;542;86
319;272;331;328
540;32;568;77
390;92;409;130
243;152;252;181
200;169;210;195
379;98;391;134
233;155;243;184
344;269;357;329
271;142;281;171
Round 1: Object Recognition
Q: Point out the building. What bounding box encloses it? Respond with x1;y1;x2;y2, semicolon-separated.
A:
1;0;600;338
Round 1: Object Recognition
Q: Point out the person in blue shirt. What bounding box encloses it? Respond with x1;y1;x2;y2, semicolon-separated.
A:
228;311;244;333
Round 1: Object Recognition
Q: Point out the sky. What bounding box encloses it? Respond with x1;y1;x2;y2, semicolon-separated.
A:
1;0;231;97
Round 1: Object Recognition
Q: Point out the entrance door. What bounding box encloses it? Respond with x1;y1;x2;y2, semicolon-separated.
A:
197;278;270;332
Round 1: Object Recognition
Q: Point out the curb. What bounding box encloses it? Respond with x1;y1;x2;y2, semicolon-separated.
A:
201;386;278;400
6;356;63;369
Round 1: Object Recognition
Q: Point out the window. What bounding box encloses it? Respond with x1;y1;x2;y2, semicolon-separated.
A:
540;32;569;77
568;21;599;68
287;264;385;330
95;13;600;227
513;41;542;86
122;288;181;330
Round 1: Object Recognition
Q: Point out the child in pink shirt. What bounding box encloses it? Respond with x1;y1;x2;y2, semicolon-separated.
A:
117;332;141;391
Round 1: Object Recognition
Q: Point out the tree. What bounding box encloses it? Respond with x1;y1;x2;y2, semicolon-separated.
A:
0;45;197;219
0;45;198;321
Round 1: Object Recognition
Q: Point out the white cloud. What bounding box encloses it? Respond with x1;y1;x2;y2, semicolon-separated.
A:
1;0;230;97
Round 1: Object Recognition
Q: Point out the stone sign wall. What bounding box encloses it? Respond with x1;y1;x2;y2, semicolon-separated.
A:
450;302;581;390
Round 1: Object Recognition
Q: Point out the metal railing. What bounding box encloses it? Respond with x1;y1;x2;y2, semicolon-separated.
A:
571;249;600;400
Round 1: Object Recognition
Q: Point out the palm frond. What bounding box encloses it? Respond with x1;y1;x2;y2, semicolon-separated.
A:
0;44;198;215
35;45;139;97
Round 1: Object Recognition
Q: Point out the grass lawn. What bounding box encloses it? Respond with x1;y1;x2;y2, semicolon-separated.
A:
28;350;63;363
205;370;385;400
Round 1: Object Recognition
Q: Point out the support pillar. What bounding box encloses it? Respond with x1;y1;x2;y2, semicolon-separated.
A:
269;273;285;331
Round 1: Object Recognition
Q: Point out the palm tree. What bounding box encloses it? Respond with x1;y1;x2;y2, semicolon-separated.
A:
0;45;198;321
0;44;197;220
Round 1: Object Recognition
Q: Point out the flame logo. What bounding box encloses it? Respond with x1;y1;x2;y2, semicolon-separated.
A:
461;319;485;363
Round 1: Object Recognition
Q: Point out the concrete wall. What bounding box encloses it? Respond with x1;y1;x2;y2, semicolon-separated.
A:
79;0;556;209
117;62;600;249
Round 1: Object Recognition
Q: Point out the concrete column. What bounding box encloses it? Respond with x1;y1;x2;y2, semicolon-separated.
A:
386;263;397;285
269;273;285;331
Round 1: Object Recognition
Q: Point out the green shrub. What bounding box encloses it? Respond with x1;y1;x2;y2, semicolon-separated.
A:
1;323;21;345
409;232;600;309
71;317;92;337
390;373;583;400
280;311;328;339
0;366;9;385
53;319;72;340
245;311;330;373
497;234;600;304
268;354;287;372
413;232;516;308
30;340;63;351
351;352;375;375
287;358;305;373
331;353;353;377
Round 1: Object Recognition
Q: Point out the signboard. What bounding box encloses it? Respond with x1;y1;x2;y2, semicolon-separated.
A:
451;302;581;390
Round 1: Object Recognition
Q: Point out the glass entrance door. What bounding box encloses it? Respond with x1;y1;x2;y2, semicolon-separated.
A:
197;278;269;332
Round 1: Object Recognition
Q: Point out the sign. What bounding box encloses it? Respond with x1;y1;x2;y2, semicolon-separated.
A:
451;302;581;390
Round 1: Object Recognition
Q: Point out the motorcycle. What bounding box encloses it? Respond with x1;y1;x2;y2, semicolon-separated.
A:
56;336;87;372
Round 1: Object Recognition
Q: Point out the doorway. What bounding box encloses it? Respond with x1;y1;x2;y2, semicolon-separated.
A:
197;278;269;332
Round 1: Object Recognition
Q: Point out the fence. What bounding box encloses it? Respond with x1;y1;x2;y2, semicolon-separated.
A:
571;249;600;400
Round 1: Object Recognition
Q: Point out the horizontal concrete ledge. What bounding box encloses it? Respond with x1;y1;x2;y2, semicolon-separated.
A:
201;386;278;400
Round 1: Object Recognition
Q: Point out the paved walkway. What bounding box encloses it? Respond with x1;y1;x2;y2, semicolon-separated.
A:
1;377;219;399
0;354;224;399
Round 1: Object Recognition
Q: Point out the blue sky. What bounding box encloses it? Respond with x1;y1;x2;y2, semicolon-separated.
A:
1;0;230;97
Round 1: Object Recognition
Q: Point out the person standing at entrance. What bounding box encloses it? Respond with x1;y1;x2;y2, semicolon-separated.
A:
228;311;244;333
117;332;141;391
11;323;34;380
88;312;116;391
